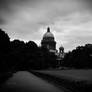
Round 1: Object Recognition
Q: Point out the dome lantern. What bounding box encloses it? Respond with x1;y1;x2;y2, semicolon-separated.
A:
47;27;50;32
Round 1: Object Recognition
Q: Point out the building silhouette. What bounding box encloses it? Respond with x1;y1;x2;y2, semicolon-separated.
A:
41;27;56;52
41;27;65;61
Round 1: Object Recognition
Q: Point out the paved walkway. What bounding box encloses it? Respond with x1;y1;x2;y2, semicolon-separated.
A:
2;71;63;92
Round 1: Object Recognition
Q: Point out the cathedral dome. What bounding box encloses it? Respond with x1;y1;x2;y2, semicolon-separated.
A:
41;27;56;50
43;27;54;39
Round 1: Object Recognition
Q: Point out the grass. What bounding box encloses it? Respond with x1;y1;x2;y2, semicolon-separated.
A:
31;69;92;92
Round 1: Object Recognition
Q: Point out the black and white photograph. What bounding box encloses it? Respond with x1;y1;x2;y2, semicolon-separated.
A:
0;0;92;92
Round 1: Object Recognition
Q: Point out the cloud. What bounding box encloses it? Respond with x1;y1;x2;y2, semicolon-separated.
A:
51;11;92;51
0;0;92;51
0;0;87;24
0;18;5;25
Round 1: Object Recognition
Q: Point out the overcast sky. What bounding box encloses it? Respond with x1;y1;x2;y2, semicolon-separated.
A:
0;0;92;52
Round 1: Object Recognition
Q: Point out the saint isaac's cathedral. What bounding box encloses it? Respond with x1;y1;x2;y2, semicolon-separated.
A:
41;27;65;59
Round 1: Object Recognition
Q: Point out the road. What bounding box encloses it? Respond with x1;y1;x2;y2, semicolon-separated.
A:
1;71;65;92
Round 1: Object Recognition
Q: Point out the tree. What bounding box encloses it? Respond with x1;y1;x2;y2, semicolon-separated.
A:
0;29;10;72
0;29;10;53
62;44;92;69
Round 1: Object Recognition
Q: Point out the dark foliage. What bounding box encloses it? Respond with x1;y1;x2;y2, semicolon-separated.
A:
0;29;10;53
1;28;92;72
62;44;92;68
0;28;57;73
0;29;10;72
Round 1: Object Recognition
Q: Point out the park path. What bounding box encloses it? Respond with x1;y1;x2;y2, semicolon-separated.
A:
1;71;64;92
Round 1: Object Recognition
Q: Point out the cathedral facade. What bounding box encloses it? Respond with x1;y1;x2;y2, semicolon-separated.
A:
41;27;65;64
41;27;56;52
